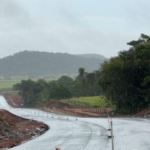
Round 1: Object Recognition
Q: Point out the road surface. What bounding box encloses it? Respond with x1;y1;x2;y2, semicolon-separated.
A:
0;96;150;150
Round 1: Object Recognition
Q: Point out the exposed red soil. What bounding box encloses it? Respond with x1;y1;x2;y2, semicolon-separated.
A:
3;94;113;117
2;93;150;150
0;94;48;149
41;107;110;117
134;108;150;118
44;101;73;109
2;93;149;149
41;101;112;117
3;94;22;108
4;94;150;118
41;100;150;118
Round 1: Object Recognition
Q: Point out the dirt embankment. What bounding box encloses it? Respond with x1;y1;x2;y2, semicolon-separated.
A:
4;94;113;117
134;109;150;118
41;99;150;118
41;100;112;117
3;94;22;108
4;94;150;118
0;94;48;149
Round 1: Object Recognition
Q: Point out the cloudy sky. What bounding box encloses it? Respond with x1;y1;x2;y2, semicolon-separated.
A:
0;0;150;58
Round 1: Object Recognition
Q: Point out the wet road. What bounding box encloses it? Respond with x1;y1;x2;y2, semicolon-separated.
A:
0;96;150;150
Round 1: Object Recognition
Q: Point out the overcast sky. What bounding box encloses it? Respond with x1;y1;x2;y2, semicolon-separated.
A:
0;0;150;58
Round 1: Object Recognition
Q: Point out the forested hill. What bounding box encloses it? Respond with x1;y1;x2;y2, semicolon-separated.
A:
0;51;107;76
76;54;108;60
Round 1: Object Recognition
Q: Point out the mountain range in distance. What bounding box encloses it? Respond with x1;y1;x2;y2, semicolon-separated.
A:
0;51;108;76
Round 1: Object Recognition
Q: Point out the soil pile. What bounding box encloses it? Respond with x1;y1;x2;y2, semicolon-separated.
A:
0;108;48;149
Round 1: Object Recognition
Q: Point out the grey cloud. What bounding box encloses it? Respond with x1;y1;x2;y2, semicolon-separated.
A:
125;0;150;27
0;0;142;59
0;0;21;18
0;20;138;58
0;0;32;30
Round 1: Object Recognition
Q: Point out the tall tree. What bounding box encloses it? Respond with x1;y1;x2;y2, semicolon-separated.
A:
99;34;150;114
78;67;85;76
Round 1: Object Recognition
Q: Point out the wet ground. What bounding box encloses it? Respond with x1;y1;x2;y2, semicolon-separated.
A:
0;96;150;150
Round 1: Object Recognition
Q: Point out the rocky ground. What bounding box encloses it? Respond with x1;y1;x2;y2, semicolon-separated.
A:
0;94;48;149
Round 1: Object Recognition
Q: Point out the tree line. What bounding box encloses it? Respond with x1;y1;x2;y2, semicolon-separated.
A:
99;34;150;114
13;68;101;107
13;34;150;114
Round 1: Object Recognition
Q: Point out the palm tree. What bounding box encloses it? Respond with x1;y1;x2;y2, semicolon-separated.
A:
78;67;85;76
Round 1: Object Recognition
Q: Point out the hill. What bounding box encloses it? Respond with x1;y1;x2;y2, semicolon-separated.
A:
0;51;107;76
76;54;108;60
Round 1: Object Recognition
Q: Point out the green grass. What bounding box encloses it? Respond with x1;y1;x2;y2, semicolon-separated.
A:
0;74;77;82
61;96;113;108
0;90;18;94
0;81;20;89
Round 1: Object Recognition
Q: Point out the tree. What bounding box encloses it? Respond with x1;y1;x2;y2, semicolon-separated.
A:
13;79;35;106
78;67;85;76
99;34;150;114
48;82;72;100
57;76;74;87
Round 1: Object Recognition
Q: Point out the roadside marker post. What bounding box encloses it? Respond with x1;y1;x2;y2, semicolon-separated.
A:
107;115;111;138
107;116;114;150
75;109;78;120
76;113;78;121
111;120;114;150
108;115;111;130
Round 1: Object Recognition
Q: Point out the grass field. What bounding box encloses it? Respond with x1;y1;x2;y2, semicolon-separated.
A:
0;81;20;89
0;73;77;89
61;96;113;108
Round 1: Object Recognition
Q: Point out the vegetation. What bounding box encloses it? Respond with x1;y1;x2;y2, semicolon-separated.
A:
10;34;150;114
0;74;76;94
99;34;150;114
13;68;102;107
61;96;112;108
0;81;19;89
0;81;19;94
0;51;107;76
